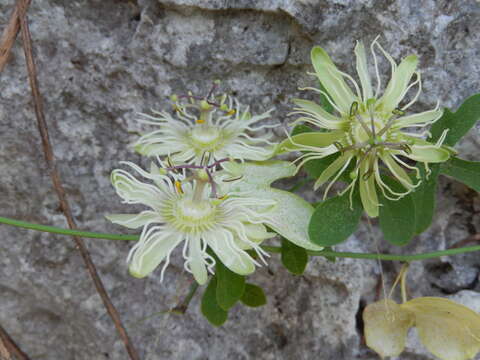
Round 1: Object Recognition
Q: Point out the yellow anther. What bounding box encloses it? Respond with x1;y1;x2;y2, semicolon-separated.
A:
175;180;184;194
196;119;205;124
211;195;228;205
173;104;182;113
226;109;236;116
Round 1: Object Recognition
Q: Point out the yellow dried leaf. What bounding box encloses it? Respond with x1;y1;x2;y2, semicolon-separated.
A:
363;299;414;358
401;297;480;360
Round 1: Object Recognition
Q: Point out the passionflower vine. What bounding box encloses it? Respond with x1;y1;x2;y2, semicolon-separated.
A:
278;38;451;217
106;158;276;285
133;84;276;164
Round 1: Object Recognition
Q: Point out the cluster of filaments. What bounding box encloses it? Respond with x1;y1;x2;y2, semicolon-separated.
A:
292;39;435;203
133;81;276;163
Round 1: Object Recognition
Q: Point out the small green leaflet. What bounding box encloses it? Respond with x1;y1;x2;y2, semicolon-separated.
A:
308;191;362;246
429;94;480;146
379;177;416;246
201;277;228;326
411;164;440;235
441;157;480;192
281;237;308;275
215;257;246;311
240;284;267;307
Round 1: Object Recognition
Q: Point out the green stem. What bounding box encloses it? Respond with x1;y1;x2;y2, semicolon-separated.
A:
0;216;138;241
2;216;480;262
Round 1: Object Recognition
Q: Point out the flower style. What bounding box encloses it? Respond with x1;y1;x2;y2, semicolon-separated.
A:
106;159;276;285
279;38;451;217
133;86;277;164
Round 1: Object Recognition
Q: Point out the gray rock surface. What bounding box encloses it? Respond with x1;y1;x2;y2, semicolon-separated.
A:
0;0;479;359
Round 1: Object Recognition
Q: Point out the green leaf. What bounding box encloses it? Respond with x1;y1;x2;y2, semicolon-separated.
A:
201;277;228;326
240;283;267;307
430;94;480;146
281;237;308;275
411;164;440;235
308;192;362;246
223;161;323;251
215;258;246;311
440;157;480;192
378;178;416;246
291;124;313;136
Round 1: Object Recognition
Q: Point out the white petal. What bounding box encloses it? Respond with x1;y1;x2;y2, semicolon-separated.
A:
311;46;357;114
394;108;443;129
354;41;373;102
188;236;208;285
208;232;256;276
105;211;159;229
379;55;418;113
129;232;182;278
111;169;165;210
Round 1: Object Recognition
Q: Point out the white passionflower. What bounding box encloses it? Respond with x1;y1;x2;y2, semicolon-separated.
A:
279;38;451;217
106;159;276;285
133;89;276;164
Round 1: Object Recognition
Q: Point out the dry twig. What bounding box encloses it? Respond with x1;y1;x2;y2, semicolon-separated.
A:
16;1;140;359
0;324;30;360
0;0;31;72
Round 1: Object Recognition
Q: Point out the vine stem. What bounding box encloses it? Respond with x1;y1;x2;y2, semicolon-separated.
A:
2;216;480;261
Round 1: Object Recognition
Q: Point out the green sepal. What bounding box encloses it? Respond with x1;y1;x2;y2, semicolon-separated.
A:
276;131;342;154
240;283;267;308
440;157;480;192
379;177;416;246
281;237;308;275
201;277;228;326
430;94;480;146
308;191;362;246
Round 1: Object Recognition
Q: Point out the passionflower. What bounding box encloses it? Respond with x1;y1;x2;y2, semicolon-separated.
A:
364;297;480;360
278;38;451;217
133;85;276;164
106;159;276;285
